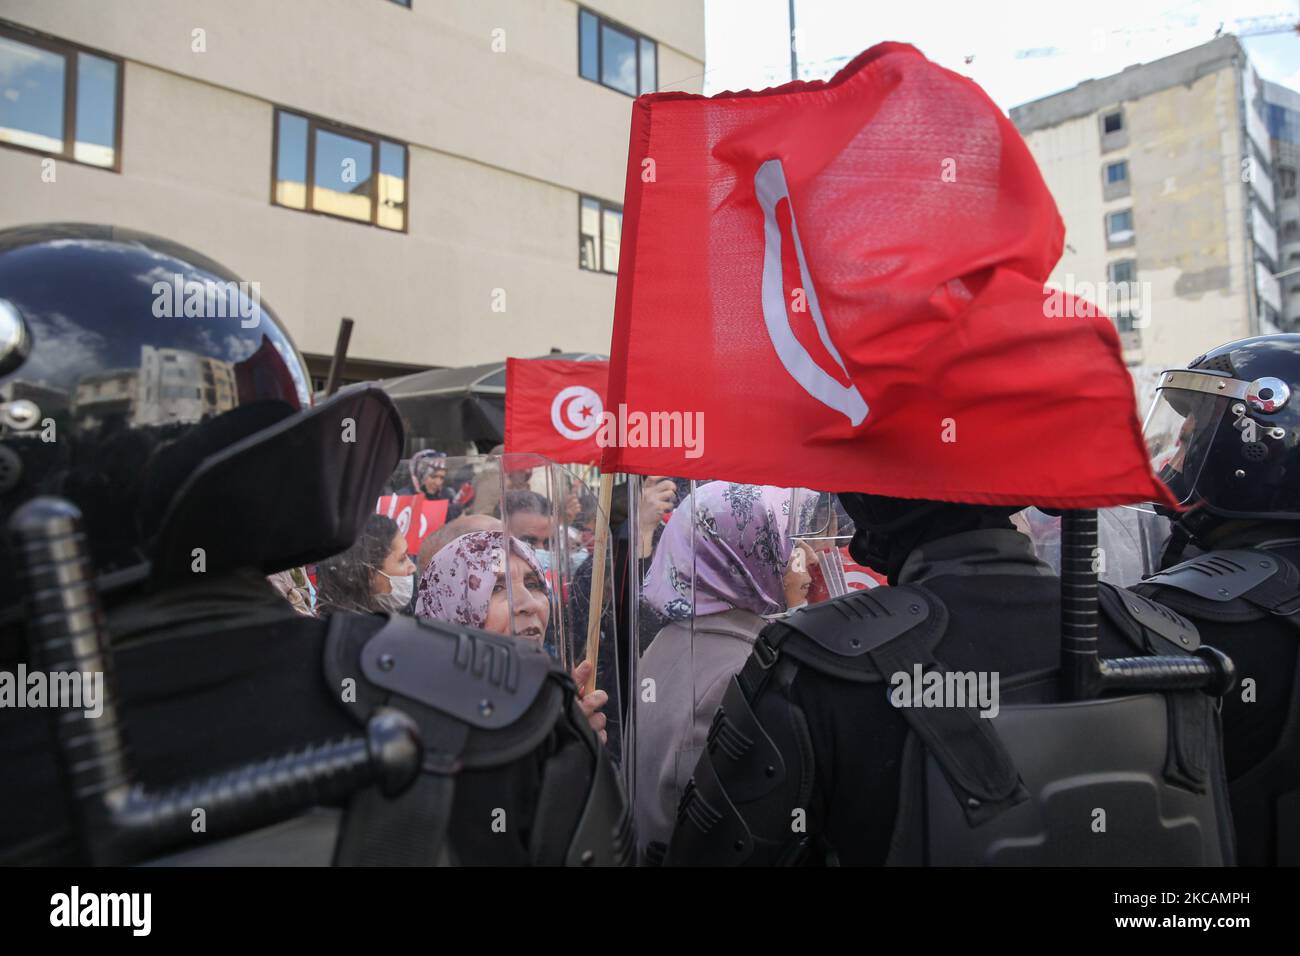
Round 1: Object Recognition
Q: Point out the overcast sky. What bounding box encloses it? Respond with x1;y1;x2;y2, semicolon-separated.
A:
694;0;1300;109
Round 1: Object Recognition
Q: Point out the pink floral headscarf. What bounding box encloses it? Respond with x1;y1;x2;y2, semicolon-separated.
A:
416;530;546;629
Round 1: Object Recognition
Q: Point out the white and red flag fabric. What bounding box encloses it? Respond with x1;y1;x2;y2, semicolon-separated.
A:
505;358;609;466
376;494;449;555
600;42;1175;509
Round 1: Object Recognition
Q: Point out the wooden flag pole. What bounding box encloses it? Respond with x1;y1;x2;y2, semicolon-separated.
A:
583;472;616;696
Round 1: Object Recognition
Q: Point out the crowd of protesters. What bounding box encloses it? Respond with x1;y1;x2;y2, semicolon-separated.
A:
268;448;823;770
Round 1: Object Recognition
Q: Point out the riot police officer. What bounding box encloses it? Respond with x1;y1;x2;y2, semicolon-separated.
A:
661;492;1236;866
0;224;629;866
1127;334;1300;865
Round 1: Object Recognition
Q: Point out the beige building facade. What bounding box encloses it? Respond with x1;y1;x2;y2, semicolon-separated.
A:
1011;36;1278;371
0;0;705;385
1265;80;1300;328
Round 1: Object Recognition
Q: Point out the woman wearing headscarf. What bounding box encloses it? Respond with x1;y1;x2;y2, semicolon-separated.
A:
417;530;608;743
407;449;465;521
633;481;814;857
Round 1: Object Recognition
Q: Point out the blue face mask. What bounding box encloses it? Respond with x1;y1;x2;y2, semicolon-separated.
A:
532;549;552;573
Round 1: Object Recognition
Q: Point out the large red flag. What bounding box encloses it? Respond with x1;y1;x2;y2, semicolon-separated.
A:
601;43;1175;509
505;358;609;465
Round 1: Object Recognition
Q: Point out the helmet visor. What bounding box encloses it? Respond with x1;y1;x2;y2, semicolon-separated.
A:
1142;387;1230;506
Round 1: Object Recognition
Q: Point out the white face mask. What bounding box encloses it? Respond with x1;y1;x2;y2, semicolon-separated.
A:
375;572;414;613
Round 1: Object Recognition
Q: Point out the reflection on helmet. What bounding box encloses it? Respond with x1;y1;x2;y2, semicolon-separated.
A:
0;224;314;616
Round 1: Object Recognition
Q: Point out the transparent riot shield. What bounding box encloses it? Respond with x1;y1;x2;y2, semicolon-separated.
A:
406;452;621;751
305;449;622;861
789;488;889;599
628;479;806;862
315;504;418;618
1012;506;1171;585
787;489;878;603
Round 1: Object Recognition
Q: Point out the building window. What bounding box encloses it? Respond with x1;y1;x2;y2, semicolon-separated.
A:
1102;158;1130;199
1284;220;1300;241
580;195;622;274
578;7;657;96
1281;166;1297;201
0;23;122;170
1108;259;1139;329
1099;107;1128;153
1108;259;1136;284
1106;209;1135;247
272;108;407;231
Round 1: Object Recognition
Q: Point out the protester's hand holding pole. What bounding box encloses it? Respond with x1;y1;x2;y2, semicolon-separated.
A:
638;476;677;558
570;659;608;744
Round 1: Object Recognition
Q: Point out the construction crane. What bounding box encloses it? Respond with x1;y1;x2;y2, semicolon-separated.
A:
1230;14;1299;38
1010;11;1298;60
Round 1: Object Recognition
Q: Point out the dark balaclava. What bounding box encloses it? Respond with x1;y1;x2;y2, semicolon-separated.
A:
838;493;1022;584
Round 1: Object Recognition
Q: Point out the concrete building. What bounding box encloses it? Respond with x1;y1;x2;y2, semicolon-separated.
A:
0;0;705;388
71;368;137;432
1265;80;1300;329
134;346;238;427
1011;36;1279;369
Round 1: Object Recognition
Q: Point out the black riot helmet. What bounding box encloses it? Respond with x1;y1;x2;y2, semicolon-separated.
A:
1144;335;1300;532
0;224;402;623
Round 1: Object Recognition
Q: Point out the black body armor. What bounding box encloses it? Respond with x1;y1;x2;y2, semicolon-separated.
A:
0;512;629;868
1134;546;1300;865
666;585;1236;866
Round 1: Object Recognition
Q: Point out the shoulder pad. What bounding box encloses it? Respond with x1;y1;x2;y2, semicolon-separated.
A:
1142;549;1282;602
1099;582;1199;654
359;614;559;731
770;586;945;682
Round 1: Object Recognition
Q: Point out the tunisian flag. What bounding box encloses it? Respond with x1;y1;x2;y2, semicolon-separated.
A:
376;494;449;555
602;43;1175;509
505;358;609;465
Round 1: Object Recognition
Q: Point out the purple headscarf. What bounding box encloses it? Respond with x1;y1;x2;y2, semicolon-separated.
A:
416;530;546;629
642;482;802;620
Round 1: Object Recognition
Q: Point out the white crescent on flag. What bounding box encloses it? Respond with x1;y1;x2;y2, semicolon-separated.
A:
550;385;603;441
755;158;869;427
